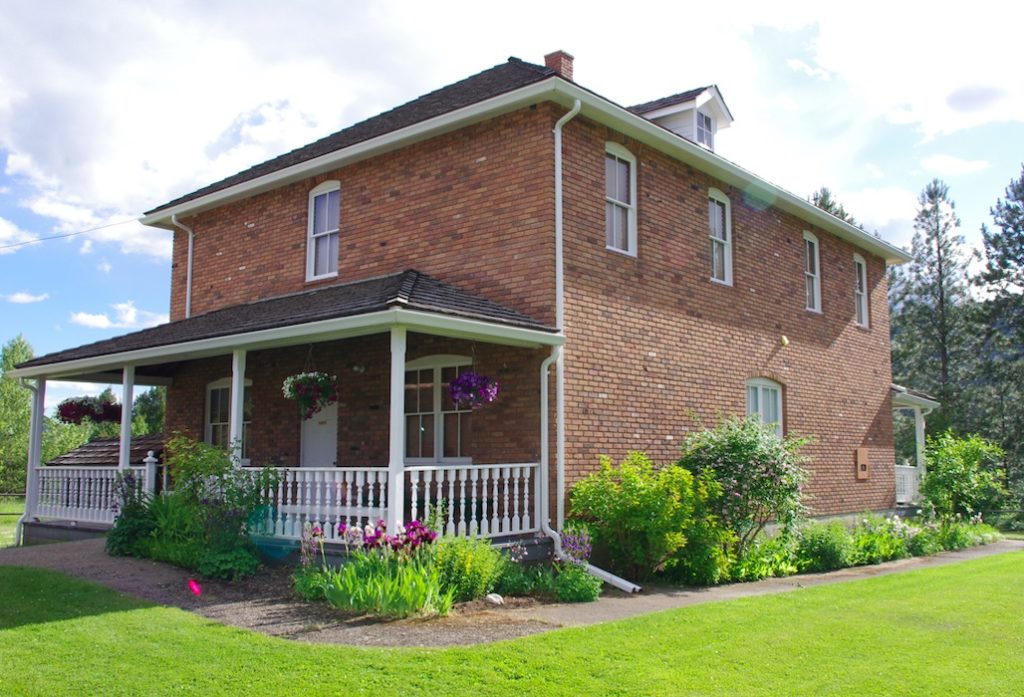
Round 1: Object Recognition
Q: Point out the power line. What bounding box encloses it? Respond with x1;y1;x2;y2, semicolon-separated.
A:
0;218;138;251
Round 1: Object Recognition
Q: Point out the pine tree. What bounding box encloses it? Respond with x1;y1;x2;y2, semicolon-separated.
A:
810;186;858;226
889;179;972;432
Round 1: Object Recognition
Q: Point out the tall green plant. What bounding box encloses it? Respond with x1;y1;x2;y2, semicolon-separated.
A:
677;417;808;558
921;432;1006;520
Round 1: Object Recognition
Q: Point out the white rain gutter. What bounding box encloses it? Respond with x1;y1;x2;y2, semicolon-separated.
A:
171;214;195;319
540;349;641;593
554;99;580;532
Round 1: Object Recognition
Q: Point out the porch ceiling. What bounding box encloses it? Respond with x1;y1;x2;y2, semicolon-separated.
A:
11;270;561;380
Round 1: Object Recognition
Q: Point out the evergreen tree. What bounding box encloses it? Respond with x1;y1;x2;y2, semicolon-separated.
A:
810;186;858;226
889;179;973;432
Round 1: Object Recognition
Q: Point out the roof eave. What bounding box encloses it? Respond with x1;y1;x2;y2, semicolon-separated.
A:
141;76;910;264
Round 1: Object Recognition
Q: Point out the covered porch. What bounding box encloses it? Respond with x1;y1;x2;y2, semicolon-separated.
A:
891;383;940;505
12;271;563;546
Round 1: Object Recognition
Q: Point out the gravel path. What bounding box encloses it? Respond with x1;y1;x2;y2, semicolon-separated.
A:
2;537;1021;647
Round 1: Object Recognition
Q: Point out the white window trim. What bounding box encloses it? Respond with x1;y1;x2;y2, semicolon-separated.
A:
404;354;473;465
306;180;341;282
853;253;869;328
604;142;638;257
205;377;253;465
695;110;715;150
709;187;733;286
803;231;822;313
746;377;783;437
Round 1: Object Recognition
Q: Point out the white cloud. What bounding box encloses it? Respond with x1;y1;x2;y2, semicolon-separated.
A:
842;186;921;248
786;58;830;81
921;154;990;176
79;238;93;254
0;216;37;253
3;291;48;303
97;259;112;274
70;301;168;329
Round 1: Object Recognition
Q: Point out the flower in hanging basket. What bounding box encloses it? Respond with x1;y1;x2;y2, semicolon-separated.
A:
448;370;499;410
56;396;122;425
282;371;338;420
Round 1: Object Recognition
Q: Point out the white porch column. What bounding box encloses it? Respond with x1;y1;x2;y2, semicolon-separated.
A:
229;349;247;465
118;365;135;471
914;406;927;474
387;326;406;533
22;378;46;521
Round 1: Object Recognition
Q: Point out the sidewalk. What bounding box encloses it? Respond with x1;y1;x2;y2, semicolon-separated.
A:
507;538;1024;628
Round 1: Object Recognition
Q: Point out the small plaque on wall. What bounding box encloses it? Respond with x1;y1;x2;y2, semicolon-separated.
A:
856;447;870;480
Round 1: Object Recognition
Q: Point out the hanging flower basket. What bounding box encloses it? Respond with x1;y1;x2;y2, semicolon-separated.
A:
448;370;499;410
56;396;122;425
282;371;338;420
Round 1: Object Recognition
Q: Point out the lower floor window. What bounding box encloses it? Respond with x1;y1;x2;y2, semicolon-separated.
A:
405;358;472;462
207;380;252;460
746;378;783;437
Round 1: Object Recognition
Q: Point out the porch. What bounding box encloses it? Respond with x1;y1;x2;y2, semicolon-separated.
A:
891;383;940;505
11;271;563;546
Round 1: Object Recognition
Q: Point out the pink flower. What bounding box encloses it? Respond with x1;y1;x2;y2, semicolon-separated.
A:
188;579;202;597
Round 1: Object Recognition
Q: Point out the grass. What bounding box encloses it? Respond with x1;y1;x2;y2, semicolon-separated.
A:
1;554;1023;696
0;497;24;548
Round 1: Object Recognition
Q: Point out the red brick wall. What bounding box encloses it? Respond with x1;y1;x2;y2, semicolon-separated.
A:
164;334;545;468
168;106;558;326
558;118;895;515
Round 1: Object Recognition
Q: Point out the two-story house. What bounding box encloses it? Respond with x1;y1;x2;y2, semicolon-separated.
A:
13;51;924;549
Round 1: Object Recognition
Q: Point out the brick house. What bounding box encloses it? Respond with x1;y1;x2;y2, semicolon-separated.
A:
13;51;922;548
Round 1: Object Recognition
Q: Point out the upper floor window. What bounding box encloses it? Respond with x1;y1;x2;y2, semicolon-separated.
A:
307;181;340;281
605;142;637;256
206;378;252;462
746;377;783;437
854;253;869;327
696;111;714;149
405;355;473;463
803;231;821;312
709;188;732;285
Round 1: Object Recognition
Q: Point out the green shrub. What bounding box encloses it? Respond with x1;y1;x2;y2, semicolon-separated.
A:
678;417;808;558
292;565;330;602
106;471;154;557
666;476;735;585
795;522;855;573
851;515;909;565
323;549;453;618
553;564;602;602
143;492;205;567
921;432;1006;520
197;545;261;581
570;452;698;580
731;533;798;582
494;561;534;597
434;535;504;602
905;524;943;557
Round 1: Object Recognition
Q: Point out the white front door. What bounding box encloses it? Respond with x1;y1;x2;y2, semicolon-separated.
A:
300;402;338;467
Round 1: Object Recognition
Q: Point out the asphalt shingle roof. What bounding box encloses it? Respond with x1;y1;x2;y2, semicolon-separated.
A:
147;58;556;215
47;435;165;466
628;86;711;115
18;271;556;369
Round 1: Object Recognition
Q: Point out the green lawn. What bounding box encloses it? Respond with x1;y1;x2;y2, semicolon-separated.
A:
1;554;1022;696
0;497;23;548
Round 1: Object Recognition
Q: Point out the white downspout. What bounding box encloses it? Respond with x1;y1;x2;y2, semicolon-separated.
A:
554;99;580;532
540;348;640;593
171;214;195;319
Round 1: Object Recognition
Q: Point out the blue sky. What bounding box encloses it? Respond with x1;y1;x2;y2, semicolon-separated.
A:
1;0;1021;411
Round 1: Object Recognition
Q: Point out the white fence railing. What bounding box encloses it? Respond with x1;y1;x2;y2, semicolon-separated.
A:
407;462;539;538
895;465;921;504
35;466;147;524
259;467;389;541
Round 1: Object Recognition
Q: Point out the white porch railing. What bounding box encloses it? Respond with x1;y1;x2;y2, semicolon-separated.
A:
260;467;389;541
895;464;921;504
35;466;148;524
407;462;539;538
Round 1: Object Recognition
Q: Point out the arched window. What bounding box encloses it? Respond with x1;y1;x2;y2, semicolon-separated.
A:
206;378;253;462
405;355;474;463
709;187;732;285
746;377;783;437
604;142;637;255
306;180;340;281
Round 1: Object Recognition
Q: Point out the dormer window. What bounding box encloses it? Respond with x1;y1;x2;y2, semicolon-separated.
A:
696;111;714;149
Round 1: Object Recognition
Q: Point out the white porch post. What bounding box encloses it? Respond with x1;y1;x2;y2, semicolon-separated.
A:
914;406;927;474
22;378;46;523
387;326;406;533
118;365;135;471
229;349;247;465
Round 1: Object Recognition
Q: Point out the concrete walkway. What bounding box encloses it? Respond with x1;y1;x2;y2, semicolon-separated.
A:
506;538;1024;628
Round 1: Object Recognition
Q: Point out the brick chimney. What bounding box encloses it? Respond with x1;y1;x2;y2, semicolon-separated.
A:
544;50;574;81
